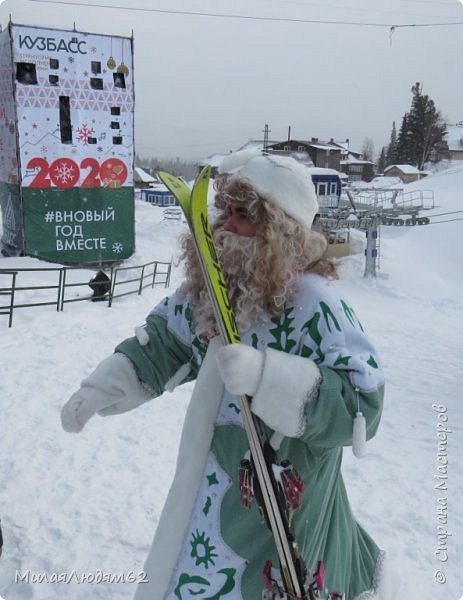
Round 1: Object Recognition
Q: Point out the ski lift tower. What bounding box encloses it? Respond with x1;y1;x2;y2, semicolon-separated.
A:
316;186;435;278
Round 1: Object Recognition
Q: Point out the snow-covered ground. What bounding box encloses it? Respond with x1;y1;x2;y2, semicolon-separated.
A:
0;167;462;599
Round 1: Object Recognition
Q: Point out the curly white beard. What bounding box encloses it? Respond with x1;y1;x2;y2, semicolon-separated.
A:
180;229;282;336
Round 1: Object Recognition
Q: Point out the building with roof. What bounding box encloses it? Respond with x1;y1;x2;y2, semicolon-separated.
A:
340;155;375;183
383;164;428;184
134;166;157;188
268;138;342;171
267;138;375;182
445;123;463;161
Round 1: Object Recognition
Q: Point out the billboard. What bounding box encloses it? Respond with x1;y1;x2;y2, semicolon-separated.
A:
0;23;135;263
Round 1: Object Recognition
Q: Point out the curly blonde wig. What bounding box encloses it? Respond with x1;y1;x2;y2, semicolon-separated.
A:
178;175;337;334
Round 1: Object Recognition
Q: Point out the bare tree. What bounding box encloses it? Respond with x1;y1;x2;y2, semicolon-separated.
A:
361;137;375;162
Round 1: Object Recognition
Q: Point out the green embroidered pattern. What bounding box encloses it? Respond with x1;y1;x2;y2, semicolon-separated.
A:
174;573;209;600
320;301;341;333
207;472;219;486
192;334;209;363
202;496;212;516
341;299;364;331
367;354;379;368
268;308;297;352
190;530;218;568
204;569;237;599
301;312;325;364
334;354;351;366
251;333;259;349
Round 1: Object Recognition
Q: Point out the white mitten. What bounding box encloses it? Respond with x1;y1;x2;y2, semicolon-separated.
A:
251;348;322;438
61;353;152;433
216;344;264;396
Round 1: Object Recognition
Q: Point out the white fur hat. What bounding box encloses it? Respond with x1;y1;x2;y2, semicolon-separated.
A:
218;149;319;228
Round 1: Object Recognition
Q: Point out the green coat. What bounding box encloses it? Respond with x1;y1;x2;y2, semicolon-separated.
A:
117;274;385;600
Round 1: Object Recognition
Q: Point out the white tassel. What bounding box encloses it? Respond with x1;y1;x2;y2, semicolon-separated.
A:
135;325;149;346
164;362;191;392
352;411;367;458
270;431;284;451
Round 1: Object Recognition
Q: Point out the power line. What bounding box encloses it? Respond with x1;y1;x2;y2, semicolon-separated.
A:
427;217;463;224
24;0;463;28
429;209;463;217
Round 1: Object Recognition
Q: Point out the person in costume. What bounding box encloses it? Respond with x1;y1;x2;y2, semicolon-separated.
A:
62;150;399;600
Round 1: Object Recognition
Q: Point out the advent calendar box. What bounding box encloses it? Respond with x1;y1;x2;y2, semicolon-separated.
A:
0;22;135;263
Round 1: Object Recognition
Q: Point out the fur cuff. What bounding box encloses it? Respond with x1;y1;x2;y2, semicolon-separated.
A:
251;348;321;437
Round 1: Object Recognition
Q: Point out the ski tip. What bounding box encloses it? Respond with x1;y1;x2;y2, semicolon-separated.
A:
158;171;191;191
197;164;212;183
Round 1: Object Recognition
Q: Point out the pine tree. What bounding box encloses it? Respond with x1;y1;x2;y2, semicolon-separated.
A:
395;113;414;165
385;121;397;167
377;146;387;174
394;83;448;169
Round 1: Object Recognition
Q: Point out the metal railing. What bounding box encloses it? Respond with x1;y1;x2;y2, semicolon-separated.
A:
0;259;171;327
0;270;17;328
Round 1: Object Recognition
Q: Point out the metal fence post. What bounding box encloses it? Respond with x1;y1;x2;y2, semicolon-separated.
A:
138;265;145;295
108;267;117;308
58;268;65;311
151;261;158;288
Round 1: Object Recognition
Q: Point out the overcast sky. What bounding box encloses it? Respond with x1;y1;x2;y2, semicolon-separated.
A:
1;0;462;160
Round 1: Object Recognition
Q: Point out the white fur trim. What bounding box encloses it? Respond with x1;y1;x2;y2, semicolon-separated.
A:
135;325;149;345
251;348;321;437
61;353;151;432
377;553;402;600
216;343;264;397
163;361;191;392
354;551;401;600
219;150;319;228
134;338;224;600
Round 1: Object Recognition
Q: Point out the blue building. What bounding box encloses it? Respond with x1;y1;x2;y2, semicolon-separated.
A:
308;167;342;210
139;184;178;207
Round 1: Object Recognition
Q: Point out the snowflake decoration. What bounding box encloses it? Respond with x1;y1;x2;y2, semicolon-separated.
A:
97;147;103;153
91;46;97;53
76;124;95;146
68;56;75;63
112;242;124;254
52;160;77;185
41;146;48;154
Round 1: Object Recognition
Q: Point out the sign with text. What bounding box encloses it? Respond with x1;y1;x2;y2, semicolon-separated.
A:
22;187;134;262
0;23;135;262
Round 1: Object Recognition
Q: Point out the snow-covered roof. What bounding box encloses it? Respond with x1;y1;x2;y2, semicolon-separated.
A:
198;153;229;167
445;123;463;152
134;166;156;183
237;140;279;152
332;141;349;152
306;142;341;152
384;164;421;175
307;167;341;176
145;182;171;192
354;176;402;189
340;156;374;165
